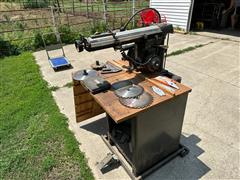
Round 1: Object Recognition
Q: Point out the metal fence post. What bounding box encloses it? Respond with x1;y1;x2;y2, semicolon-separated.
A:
61;0;65;13
113;6;116;29
66;12;70;26
91;4;95;25
103;0;107;25
132;0;135;27
50;6;59;40
72;0;75;14
86;0;89;18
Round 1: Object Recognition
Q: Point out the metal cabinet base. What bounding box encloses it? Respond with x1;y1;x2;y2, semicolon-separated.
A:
105;93;190;178
102;135;189;179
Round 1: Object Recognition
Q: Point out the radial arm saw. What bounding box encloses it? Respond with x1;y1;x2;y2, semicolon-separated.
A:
75;23;173;73
72;10;192;178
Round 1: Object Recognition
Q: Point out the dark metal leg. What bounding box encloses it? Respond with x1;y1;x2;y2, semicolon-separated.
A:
101;135;137;180
101;135;189;180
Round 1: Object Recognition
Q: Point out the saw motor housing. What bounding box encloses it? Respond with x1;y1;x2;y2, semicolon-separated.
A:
75;23;173;73
123;30;168;72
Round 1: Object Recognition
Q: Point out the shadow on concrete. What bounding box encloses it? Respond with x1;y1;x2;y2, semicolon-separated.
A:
146;134;211;180
80;117;121;174
81;118;210;179
80;117;108;136
54;64;73;72
195;29;240;38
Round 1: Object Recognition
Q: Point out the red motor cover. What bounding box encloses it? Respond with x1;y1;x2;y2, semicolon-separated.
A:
138;9;161;27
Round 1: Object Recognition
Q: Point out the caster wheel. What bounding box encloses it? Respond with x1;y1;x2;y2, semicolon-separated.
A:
180;148;189;157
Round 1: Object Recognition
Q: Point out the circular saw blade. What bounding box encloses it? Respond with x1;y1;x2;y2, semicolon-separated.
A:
114;85;144;99
73;69;97;81
112;80;133;90
119;92;153;109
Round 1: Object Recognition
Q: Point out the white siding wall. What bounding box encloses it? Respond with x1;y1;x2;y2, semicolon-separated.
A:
150;0;194;31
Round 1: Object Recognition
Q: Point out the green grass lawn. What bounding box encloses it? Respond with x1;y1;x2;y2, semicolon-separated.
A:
0;52;94;179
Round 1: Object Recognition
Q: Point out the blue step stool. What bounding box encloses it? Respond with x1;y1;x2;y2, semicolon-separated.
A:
42;32;71;70
49;56;70;69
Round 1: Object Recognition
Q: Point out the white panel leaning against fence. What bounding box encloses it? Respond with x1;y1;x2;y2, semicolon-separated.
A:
150;0;194;32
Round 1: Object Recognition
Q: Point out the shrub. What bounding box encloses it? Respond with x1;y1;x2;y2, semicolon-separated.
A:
91;21;107;34
33;31;45;49
0;23;101;57
58;26;79;44
23;0;49;8
0;38;20;58
15;38;36;51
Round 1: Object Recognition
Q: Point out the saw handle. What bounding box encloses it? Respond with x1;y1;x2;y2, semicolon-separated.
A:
154;78;169;87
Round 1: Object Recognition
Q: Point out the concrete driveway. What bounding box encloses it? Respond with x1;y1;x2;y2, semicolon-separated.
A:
34;33;239;179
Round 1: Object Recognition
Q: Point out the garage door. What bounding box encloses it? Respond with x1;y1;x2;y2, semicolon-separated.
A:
150;0;194;32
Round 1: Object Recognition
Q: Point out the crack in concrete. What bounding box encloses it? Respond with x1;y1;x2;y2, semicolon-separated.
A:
167;41;215;57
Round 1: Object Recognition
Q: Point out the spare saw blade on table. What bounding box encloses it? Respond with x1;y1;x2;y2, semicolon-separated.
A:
119;92;153;109
73;69;97;81
112;80;133;90
114;84;144;99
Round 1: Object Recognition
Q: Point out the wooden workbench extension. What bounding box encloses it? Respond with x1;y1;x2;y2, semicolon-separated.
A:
73;79;104;122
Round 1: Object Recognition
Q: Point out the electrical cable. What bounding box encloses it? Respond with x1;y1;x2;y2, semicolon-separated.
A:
120;8;161;31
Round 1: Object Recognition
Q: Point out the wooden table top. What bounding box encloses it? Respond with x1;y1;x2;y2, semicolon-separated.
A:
89;60;191;123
